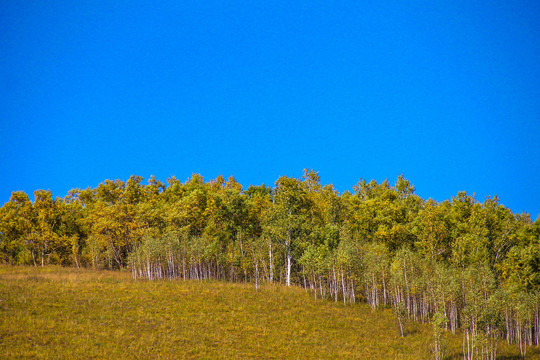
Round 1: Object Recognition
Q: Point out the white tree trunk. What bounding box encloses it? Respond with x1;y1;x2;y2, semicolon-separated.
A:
286;251;292;286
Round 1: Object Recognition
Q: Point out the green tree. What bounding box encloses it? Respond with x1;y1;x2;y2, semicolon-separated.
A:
32;190;61;266
267;175;310;286
415;200;451;261
0;191;33;264
432;310;448;360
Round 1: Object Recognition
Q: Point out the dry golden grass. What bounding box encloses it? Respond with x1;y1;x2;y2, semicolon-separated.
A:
0;266;537;359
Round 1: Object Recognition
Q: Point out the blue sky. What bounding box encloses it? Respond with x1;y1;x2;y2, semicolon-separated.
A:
1;1;539;218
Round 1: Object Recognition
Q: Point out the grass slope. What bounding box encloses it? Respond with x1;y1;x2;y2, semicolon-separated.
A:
0;266;536;359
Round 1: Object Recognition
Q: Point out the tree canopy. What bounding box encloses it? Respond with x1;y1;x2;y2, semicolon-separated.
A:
1;170;539;357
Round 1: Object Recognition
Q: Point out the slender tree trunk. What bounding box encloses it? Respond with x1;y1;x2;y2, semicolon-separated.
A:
31;250;37;266
303;266;307;292
182;255;186;280
351;279;355;303
341;266;346;304
333;265;338;302
313;274;317;300
285;229;293;286
269;241;273;283
255;262;259;290
286;250;292;286
534;304;540;345
382;272;387;306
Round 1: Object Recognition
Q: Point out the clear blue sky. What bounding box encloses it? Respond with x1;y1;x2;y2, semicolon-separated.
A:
1;1;539;219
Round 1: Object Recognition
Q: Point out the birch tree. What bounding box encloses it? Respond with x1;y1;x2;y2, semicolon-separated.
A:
268;175;310;286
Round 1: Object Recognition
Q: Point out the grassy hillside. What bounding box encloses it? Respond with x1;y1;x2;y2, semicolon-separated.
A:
0;266;537;359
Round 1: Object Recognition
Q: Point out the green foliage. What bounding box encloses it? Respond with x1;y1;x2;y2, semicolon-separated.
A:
432;310;448;360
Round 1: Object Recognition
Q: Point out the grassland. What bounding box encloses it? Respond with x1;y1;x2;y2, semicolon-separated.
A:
0;266;537;359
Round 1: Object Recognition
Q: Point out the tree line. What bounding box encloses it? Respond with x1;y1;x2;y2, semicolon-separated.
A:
1;170;539;358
